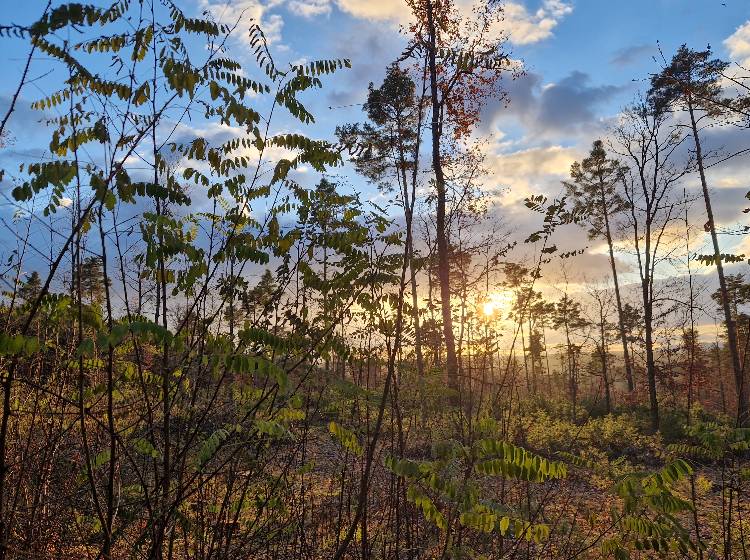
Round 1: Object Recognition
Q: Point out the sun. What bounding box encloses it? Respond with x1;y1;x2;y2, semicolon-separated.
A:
480;291;514;319
482;300;496;317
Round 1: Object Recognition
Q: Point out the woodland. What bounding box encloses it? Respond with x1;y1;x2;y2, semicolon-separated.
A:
2;1;750;559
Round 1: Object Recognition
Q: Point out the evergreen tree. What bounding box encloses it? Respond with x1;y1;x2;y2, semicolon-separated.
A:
551;294;588;420
650;45;747;424
243;269;277;327
74;256;106;307
337;63;426;381
565;141;634;391
17;271;41;303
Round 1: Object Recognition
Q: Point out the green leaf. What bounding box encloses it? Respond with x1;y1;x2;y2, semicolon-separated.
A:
329;421;362;456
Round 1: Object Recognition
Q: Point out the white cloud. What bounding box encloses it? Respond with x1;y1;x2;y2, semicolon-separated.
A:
289;0;331;18
281;0;572;44
334;0;408;22
198;0;286;44
724;20;750;67
502;0;573;45
484;144;578;206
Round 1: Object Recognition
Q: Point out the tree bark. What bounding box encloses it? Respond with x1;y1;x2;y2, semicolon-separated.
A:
425;0;460;402
687;100;747;425
643;280;660;431
598;302;612;414
600;183;634;391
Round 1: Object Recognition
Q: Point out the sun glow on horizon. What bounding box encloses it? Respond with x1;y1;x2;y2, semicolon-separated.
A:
480;291;515;320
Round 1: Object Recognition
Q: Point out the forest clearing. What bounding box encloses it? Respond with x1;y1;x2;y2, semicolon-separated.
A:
2;1;750;558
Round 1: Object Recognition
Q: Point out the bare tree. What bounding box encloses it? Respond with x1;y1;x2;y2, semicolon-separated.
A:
612;99;690;431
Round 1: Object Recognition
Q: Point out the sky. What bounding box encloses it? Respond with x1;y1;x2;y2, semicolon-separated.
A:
2;0;750;333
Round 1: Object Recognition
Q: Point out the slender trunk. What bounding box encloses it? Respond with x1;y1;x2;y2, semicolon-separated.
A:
715;335;728;413
152;25;169;550
642;204;659;431
397;109;426;415
425;0;459;402
331;182;412;560
685;189;697;420
600;184;633;391
643;289;659;431
599;309;611;414
687;100;747;425
564;324;576;420
520;322;530;393
407;73;428;387
542;325;552;393
98;210;117;560
528;318;537;394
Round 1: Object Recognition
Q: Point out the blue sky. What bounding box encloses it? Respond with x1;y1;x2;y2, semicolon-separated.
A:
4;0;748;191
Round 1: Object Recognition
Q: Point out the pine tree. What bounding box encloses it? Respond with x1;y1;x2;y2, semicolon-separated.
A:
551;294;588;420
17;271;41;303
74;256;106;307
243;269;277;327
337;63;426;382
649;44;747;424
565;141;634;392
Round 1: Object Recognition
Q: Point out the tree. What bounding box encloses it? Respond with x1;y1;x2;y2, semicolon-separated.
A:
711;274;750;320
221;268;278;332
551;294;588;420
244;269;277;326
298;178;366;328
613;99;689;431
516;287;545;393
649;44;748;425
337;63;427;382
17;271;41;304
530;297;557;392
711;274;750;392
406;0;512;402
586;284;616;414
679;327;708;418
565;141;634;392
74;256;106;307
503;263;535;392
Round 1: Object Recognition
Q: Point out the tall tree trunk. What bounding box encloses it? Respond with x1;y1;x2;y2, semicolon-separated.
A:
643;284;659;431
521;321;531;393
425;0;459;401
401;136;426;419
687;100;747;425
564;325;576;420
600;184;634;391
684;188;698;420
600;321;612;415
542;325;552;393
395;85;426;418
409;228;426;422
640;206;660;431
409;255;424;376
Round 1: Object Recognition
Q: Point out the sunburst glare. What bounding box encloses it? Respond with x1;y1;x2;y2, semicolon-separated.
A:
480;291;515;319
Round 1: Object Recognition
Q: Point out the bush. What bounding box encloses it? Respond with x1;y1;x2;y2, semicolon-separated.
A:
522;410;662;465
